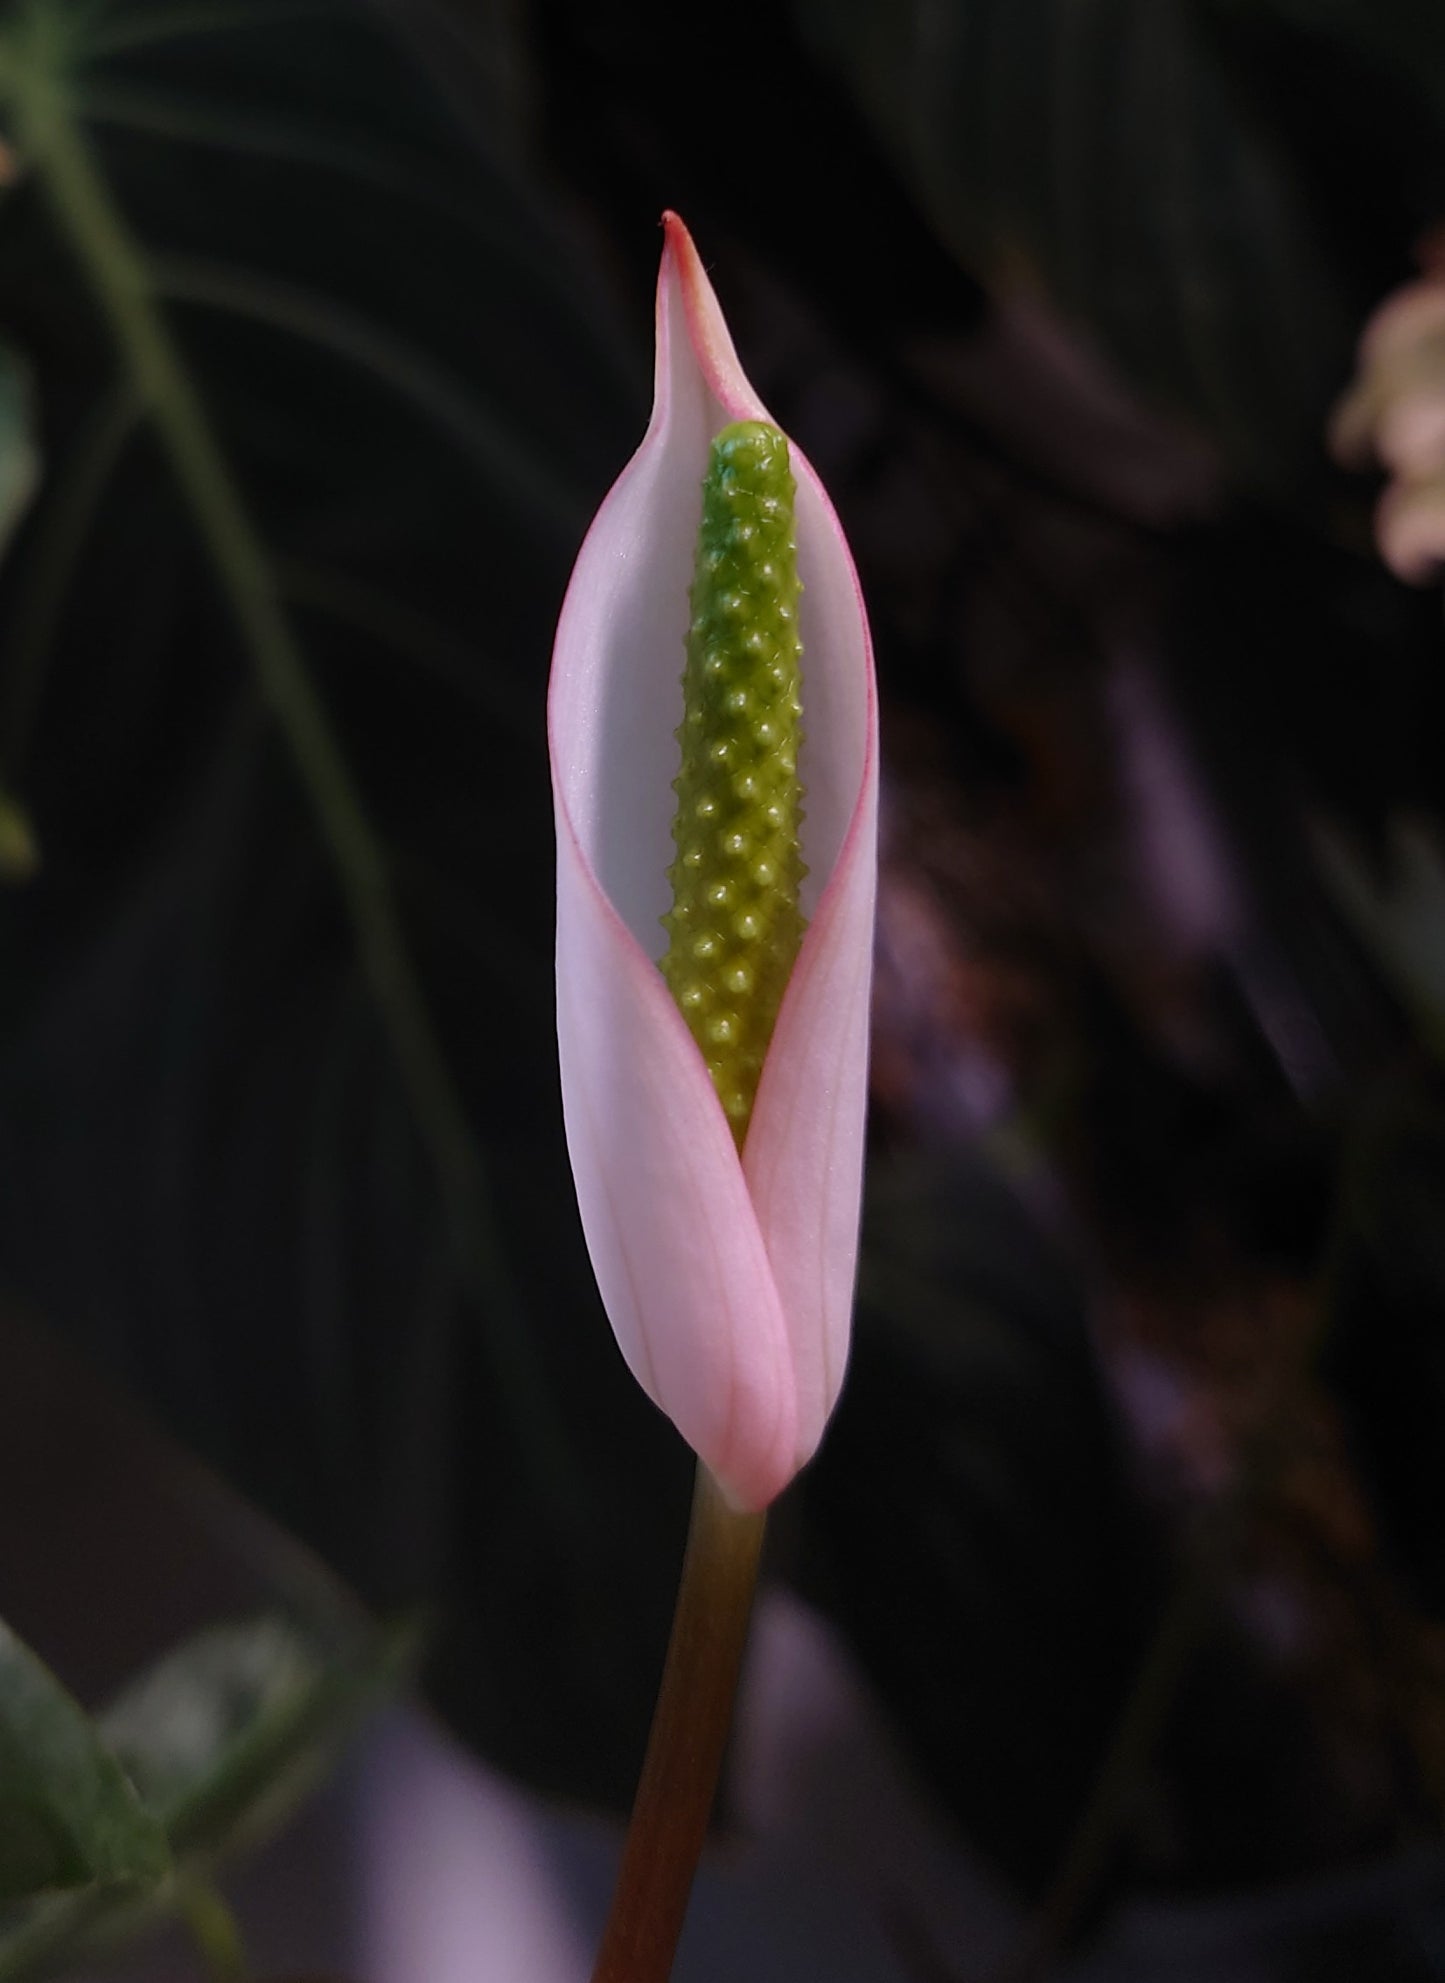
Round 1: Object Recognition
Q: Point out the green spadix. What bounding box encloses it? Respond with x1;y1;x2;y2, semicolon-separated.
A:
660;421;806;1142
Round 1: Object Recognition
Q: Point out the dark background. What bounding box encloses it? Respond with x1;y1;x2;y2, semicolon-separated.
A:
4;0;1445;1974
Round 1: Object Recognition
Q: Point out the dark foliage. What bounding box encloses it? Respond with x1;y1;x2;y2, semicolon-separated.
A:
3;0;1445;1975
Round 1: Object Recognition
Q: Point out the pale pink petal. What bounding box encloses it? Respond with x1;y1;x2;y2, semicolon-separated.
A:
1377;387;1445;479
1359;280;1445;369
744;473;879;1466
744;773;877;1465
551;226;717;955
1377;476;1445;584
672;210;880;1459
554;822;797;1508
663;211;771;426
550;214;878;1504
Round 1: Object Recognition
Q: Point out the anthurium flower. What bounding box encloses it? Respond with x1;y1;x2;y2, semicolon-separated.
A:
549;214;878;1512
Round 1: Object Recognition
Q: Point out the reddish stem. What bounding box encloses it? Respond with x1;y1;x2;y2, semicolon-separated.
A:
591;1464;765;1983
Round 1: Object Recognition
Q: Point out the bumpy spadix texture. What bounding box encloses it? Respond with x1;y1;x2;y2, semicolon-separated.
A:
549;212;878;1511
662;422;806;1139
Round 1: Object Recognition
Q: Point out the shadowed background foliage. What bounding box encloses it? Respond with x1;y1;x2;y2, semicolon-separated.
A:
4;0;1445;1975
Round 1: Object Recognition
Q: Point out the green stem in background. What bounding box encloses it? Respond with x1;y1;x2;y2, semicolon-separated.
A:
179;1884;250;1983
278;557;533;739
0;25;573;1512
591;1465;765;1983
147;255;583;534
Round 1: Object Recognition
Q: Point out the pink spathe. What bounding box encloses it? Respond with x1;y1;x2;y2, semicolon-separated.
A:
548;214;878;1511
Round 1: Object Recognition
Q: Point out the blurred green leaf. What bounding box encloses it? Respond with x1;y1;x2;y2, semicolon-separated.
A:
0;1610;414;1979
103;1612;417;1858
794;0;1353;484
0;1617;169;1905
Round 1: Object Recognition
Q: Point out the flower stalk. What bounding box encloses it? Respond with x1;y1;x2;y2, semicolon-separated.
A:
591;1466;764;1983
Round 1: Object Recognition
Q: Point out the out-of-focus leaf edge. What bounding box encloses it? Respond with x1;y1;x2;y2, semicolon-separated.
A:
0;1611;420;1983
0;1618;170;1907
